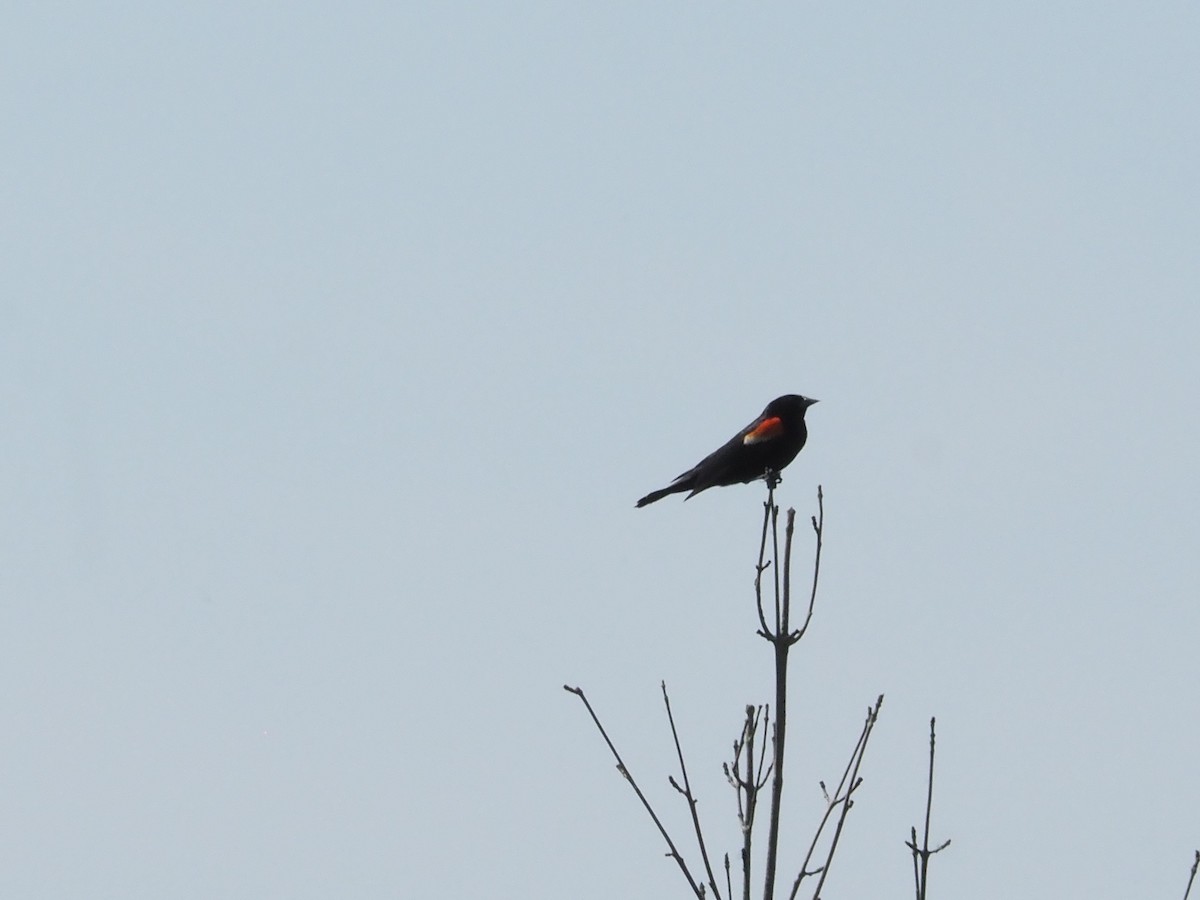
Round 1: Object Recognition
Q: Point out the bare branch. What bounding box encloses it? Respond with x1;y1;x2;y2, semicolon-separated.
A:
810;695;883;897
755;706;772;791
908;826;921;900
754;490;774;639
761;516;790;900
563;685;704;898
570;482;861;900
789;695;885;900
906;717;951;900
762;488;811;900
782;507;795;639
663;681;723;900
1183;850;1200;900
794;485;823;641
771;492;782;636
726;704;769;900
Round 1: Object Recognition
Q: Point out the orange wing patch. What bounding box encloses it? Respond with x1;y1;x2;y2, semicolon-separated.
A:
743;417;783;445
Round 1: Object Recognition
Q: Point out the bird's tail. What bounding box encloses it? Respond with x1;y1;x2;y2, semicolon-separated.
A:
635;479;691;508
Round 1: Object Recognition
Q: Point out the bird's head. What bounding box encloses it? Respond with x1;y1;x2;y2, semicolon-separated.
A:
765;394;818;417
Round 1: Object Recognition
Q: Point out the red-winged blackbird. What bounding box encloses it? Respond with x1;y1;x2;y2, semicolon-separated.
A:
636;394;818;507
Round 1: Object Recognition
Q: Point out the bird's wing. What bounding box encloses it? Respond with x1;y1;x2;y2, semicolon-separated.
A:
741;415;784;445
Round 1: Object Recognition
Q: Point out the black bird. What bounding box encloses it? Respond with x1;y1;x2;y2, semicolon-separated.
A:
636;394;818;507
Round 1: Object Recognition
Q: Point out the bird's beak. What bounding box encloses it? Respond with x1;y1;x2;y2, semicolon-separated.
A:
805;398;819;407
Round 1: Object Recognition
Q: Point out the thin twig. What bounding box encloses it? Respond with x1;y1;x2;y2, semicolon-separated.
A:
788;695;884;899
754;492;774;637
755;706;772;790
1183;850;1200;900
663;682;723;900
771;489;782;635
726;706;759;900
810;695;883;898
741;718;755;900
795;485;823;641
564;685;704;898
905;717;951;900
725;705;770;900
909;825;921;900
793;723;869;895
782;507;795;639
920;718;936;899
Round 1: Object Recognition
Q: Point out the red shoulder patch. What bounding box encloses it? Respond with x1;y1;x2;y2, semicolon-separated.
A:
743;416;783;445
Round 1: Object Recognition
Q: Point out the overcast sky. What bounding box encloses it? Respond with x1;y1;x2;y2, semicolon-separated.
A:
2;4;1197;898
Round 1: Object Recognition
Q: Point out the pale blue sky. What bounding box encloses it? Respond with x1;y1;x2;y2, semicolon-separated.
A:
2;4;1197;898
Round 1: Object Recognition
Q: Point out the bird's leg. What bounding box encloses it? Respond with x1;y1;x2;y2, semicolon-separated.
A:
764;468;781;490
